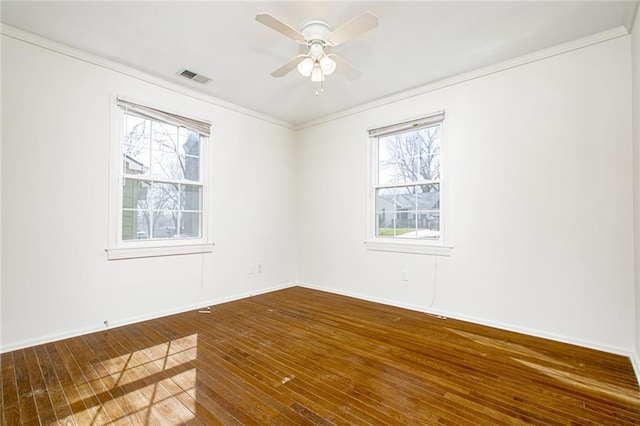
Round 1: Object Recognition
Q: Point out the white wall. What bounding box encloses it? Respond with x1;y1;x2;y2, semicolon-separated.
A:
633;6;640;362
296;36;634;352
1;34;298;351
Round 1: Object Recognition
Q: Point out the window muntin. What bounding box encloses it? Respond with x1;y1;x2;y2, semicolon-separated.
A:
373;121;442;240
121;109;203;241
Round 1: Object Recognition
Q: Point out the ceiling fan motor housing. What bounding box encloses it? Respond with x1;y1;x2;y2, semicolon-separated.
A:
301;20;332;46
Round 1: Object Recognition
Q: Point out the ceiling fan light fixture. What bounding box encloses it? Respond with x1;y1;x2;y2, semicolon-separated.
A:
256;11;378;86
319;55;336;76
310;61;325;82
297;57;314;77
309;42;324;59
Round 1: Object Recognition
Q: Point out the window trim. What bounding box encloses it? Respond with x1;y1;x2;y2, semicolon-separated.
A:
365;111;452;256
106;96;214;260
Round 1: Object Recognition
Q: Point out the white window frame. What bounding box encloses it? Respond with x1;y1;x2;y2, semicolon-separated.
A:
365;111;452;256
106;96;214;260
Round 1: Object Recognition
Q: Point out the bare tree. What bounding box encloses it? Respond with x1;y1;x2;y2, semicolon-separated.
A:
379;125;440;193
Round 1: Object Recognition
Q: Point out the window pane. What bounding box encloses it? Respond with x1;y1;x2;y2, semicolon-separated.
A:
415;183;440;238
181;129;201;157
152;211;178;238
180;212;201;238
151;121;179;152
151;150;184;181
378;124;441;185
182;185;202;211
375;188;394;237
416;212;440;238
124;114;150;150
375;186;415;238
123;148;150;176
416;183;439;211
152;183;179;211
375;186;417;212
122;209;150;240
183;156;200;182
122;179;150;209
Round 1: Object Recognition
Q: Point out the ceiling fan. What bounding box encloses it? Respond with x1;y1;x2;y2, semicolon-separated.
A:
255;11;379;84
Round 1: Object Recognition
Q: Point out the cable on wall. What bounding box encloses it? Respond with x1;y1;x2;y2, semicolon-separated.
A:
428;256;438;309
198;248;211;314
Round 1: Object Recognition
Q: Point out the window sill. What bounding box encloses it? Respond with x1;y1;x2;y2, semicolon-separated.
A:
364;239;452;256
106;242;214;260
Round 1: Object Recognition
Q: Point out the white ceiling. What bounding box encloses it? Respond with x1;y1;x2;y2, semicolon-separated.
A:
1;1;637;126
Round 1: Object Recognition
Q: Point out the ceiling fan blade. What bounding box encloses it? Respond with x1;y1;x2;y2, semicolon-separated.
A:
327;11;378;46
329;54;361;80
271;55;306;77
255;13;305;43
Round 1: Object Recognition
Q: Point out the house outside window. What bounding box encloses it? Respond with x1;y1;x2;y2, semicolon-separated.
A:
366;112;451;256
107;98;214;260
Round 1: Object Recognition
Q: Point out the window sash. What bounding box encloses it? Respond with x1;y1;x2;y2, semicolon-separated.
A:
374;182;440;239
121;177;204;241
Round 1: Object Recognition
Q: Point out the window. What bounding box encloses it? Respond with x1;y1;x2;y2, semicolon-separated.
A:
107;98;213;260
366;112;451;256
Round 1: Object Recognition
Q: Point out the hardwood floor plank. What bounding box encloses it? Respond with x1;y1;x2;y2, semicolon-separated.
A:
257;288;640;422
80;333;172;425
53;340;114;425
87;330;209;425
209;298;512;424
133;322;317;425
63;336;132;424
3;287;640;425
1;352;3;422
181;306;402;424
12;349;40;424
107;341;238;426
33;344;77;426
102;322;248;426
1;352;22;426
22;346;58;424
197;303;447;424
44;342;98;425
145;318;377;425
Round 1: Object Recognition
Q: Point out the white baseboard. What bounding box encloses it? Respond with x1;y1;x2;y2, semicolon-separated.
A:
297;282;635;357
1;282;298;353
630;352;640;387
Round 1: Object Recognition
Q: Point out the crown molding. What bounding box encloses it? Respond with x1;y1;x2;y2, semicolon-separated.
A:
0;23;295;130
296;25;630;131
1;21;630;133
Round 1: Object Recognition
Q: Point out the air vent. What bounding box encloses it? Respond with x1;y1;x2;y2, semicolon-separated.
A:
177;68;211;84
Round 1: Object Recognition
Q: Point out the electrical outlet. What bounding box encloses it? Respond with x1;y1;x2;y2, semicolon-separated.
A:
257;264;262;274
104;320;109;328
400;269;408;281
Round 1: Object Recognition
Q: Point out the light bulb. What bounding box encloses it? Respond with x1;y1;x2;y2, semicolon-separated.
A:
319;56;336;76
297;57;314;77
310;61;325;82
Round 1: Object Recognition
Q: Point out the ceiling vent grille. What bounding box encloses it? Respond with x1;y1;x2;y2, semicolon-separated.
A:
177;68;211;84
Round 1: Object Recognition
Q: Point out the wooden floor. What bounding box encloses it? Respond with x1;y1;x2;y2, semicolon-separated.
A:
2;287;640;425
